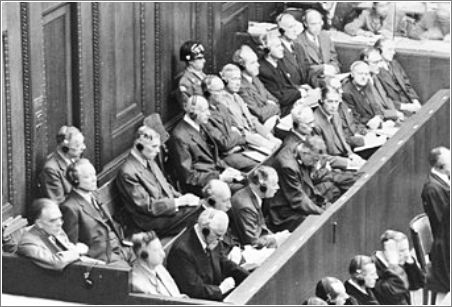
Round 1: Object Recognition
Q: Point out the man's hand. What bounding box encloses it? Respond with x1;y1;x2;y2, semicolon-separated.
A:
219;277;235;294
220;167;242;183
75;242;89;255
323;64;337;76
367;116;383;130
175;194;200;207
228;246;242;264
396;111;405;121
357;29;375;37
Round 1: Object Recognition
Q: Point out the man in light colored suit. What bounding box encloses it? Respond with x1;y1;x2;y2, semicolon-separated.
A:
38;126;86;204
116;126;201;237
17;198;102;270
61;159;134;267
296;9;341;87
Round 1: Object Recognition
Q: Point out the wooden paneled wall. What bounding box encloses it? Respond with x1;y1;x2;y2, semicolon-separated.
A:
1;2;278;218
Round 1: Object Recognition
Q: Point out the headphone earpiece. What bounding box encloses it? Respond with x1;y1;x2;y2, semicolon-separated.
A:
136;143;144;152
202;227;210;237
140;251;149;260
66;165;80;187
259;182;268;193
62;144;69;153
207;197;216;207
278;27;285;35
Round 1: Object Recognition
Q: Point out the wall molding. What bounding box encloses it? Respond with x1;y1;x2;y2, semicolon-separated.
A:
20;2;34;204
154;2;161;113
207;3;215;73
139;3;146;108
76;2;85;132
92;2;102;171
2;30;15;204
194;3;201;41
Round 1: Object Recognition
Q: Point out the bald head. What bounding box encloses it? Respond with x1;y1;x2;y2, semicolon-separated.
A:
198;208;229;249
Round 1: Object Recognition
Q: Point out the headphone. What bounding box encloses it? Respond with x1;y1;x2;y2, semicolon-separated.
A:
187;95;199;120
57;126;70;153
201;209;216;238
276;13;286;35
259;181;268;193
66;161;80;187
136;142;144;152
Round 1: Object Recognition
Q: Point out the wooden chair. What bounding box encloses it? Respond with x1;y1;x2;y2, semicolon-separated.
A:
409;213;437;305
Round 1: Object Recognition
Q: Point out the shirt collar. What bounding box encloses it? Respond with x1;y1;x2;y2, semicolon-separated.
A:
131;147;148;168
319;105;333;122
347;279;368;294
74;188;93;204
57;150;73;166
280;38;293;52
375;250;389;268
305;31;318;43
265;56;278;68
187;66;206;80
194;224;208;252
431;168;451;186
242;73;253;84
291;129;308;141
250;187;263;208
184;114;201;132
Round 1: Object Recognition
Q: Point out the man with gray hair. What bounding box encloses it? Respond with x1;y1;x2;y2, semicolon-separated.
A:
169;95;243;196
116;125;201;237
167;208;249;301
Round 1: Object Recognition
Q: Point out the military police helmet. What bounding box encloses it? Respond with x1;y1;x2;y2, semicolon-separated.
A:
180;40;205;62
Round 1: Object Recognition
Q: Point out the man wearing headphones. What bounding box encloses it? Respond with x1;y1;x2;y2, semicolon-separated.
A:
230;166;290;248
232;45;281;129
116;126;201;238
169;95;243;196
61;158;134;268
296;9;341;88
421;146;450;240
176;40;207;110
344;255;380;305
39;125;86;204
167;208;249;301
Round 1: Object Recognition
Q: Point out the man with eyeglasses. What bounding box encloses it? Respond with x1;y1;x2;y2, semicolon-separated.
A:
167;208;249;301
342;61;402;131
176;41;207;110
39;125;86;204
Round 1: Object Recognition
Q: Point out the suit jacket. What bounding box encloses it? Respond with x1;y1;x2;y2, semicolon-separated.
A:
377;60;420;106
169;119;227;195
205;102;257;172
313;106;353;157
60;190;129;266
229;186;274;247
38;151;73;204
131;262;182;297
421;171;450;239
344;279;380;305
342;77;397;125
268;145;325;232
238;75;280;123
338;102;366;148
280;40;310;86
296;31;340;86
166;227;249;301
17;225;79;271
372;251;425;305
258;58;301;116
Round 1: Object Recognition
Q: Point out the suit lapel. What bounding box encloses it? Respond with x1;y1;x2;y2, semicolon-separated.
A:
72;191;108;226
183;121;214;158
300;32;321;64
319;33;329;64
430;172;450;191
283;45;298;68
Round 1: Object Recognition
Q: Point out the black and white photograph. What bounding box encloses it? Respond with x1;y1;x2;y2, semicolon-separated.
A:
1;1;450;305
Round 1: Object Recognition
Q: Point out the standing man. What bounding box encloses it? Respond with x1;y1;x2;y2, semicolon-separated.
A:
421;146;450;239
39;126;86;204
176;40;207;109
297;9;341;87
116;126;201;237
167;208;249;301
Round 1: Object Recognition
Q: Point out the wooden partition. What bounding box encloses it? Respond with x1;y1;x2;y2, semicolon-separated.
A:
225;90;450;305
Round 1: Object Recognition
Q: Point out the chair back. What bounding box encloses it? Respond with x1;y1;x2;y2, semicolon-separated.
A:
409;213;433;272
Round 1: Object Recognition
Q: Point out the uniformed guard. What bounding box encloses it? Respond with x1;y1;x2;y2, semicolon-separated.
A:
176;40;207;110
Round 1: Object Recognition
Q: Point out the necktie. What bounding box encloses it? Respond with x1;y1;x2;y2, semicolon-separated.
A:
147;160;174;198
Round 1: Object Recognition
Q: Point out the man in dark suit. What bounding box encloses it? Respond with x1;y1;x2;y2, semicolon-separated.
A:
421;146;450;239
38;126;86;204
230;166;289;248
233;45;280;128
116;126;201;237
374;38;422;113
314;87;365;170
342;61;400;130
344;255;380;305
61;159;134;267
296;9;340;87
267;138;327;232
168;95;243;196
17;198;101;270
166;208;249;301
258;34;304;117
276;13;310;87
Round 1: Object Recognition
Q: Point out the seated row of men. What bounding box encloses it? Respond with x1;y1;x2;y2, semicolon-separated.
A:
307;229;425;305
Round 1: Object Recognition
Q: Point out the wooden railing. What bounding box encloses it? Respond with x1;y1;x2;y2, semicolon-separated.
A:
224;90;450;305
